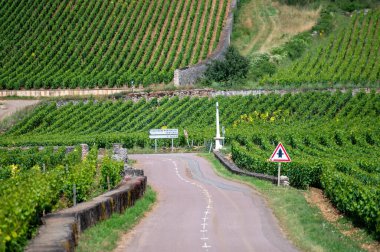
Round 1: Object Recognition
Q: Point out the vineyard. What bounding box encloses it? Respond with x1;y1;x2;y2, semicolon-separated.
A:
263;9;380;85
0;0;229;89
0;146;124;251
1;91;380;239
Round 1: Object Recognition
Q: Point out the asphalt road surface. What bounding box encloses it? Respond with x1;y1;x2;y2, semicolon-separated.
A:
115;153;298;252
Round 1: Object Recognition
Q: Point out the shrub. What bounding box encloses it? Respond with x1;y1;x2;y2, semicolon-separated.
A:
203;46;250;84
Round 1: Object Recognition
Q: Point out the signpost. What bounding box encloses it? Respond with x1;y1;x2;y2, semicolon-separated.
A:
269;142;291;186
149;129;178;152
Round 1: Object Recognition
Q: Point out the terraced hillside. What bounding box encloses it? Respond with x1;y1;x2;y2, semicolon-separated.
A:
0;0;229;89
1;91;379;147
264;9;380;85
2;91;380;236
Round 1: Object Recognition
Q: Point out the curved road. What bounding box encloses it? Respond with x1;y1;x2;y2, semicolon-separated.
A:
115;153;298;252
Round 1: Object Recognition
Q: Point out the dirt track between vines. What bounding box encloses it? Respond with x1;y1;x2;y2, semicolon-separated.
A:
0;100;40;121
115;153;298;252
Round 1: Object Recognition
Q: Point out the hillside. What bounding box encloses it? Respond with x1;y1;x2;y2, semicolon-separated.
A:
265;9;380;85
2;91;380;237
0;0;229;89
2;91;379;147
229;0;380;88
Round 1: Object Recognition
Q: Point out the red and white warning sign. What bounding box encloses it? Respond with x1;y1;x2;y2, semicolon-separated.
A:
270;142;291;162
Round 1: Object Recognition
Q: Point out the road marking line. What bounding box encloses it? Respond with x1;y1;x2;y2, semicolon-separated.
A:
169;159;212;251
202;243;212;248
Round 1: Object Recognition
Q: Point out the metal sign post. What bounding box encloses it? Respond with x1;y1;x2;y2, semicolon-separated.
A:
269;142;291;186
149;129;178;152
277;163;281;186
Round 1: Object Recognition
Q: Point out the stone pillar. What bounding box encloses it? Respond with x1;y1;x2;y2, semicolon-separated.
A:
214;102;224;150
65;146;75;154
112;143;128;163
80;144;89;160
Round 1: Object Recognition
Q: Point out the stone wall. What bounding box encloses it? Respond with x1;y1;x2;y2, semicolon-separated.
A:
213;150;289;186
124;87;379;101
26;176;147;252
112;143;128;163
174;0;238;86
0;87;141;97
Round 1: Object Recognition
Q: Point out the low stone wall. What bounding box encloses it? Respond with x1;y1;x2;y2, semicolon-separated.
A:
213;150;289;186
0;87;143;97
125;87;379;101
174;0;239;86
0;86;378;99
26;176;147;252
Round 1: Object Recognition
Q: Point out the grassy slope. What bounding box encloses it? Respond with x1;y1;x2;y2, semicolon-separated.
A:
232;0;320;56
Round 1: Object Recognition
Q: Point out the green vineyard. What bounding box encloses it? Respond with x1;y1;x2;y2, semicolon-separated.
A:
264;9;380;85
1;91;380;241
0;0;229;89
3;91;380;236
0;146;124;251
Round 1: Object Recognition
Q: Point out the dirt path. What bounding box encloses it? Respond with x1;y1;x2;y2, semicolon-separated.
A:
0;100;40;121
234;0;320;55
115;154;298;252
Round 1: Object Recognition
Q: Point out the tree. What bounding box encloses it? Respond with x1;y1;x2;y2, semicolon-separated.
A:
203;46;249;85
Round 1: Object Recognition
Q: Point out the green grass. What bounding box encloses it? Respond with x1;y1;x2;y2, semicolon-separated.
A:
200;153;367;252
76;186;156;252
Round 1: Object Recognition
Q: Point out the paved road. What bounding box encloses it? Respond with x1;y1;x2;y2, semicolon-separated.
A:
115;153;298;252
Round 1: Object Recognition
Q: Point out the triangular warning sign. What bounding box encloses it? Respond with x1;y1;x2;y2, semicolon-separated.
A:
270;142;291;162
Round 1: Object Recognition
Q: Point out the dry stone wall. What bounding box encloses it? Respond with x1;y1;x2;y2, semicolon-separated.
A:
26;176;147;252
174;0;238;86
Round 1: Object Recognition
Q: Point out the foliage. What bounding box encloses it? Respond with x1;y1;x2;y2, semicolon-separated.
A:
265;10;380;85
249;53;278;81
100;156;124;190
0;146;67;180
63;147;98;203
276;0;319;6
0;167;66;251
272;33;311;60
0;0;229;88
226;91;380;235
333;0;372;12
0;91;379;244
203;46;250;85
0;145;126;251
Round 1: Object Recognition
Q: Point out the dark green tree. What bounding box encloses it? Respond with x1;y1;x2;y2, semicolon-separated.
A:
203;46;249;85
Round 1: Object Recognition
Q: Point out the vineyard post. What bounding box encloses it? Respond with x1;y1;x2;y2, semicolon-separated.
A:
171;138;174;152
73;184;77;206
155;139;157;153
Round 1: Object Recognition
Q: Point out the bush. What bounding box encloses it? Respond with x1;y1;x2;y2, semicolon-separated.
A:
249;53;277;81
333;0;371;12
203;46;250;84
276;0;318;6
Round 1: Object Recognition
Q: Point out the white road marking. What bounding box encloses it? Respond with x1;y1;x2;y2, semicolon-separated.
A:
167;158;213;251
